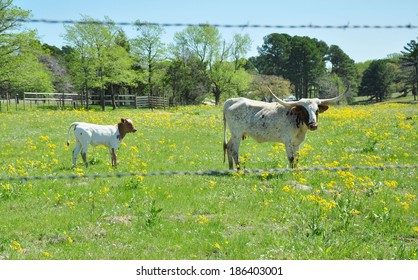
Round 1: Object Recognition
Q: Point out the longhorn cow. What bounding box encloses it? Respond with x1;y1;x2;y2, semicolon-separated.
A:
223;88;347;170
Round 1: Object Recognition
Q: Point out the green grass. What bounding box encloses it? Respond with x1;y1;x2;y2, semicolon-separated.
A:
0;102;417;260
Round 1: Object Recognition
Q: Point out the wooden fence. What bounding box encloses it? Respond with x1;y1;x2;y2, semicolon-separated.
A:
90;94;137;107
136;96;169;109
21;93;169;110
91;94;169;109
23;92;80;110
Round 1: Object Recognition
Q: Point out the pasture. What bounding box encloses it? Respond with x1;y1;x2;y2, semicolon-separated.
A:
0;102;417;260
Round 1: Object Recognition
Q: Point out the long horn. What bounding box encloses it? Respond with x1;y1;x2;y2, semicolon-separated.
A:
320;83;350;105
267;87;299;107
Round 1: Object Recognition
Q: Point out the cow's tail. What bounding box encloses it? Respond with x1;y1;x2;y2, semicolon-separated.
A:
66;122;78;146
223;112;227;163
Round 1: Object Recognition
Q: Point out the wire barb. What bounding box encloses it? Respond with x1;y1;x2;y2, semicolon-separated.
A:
12;19;418;29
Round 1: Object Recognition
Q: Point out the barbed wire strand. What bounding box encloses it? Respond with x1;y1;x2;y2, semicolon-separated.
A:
13;19;418;29
0;164;416;182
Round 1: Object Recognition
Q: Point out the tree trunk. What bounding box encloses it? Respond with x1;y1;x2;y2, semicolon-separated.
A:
213;83;221;105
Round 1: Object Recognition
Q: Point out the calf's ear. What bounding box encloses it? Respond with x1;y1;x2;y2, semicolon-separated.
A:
318;105;329;113
121;118;126;123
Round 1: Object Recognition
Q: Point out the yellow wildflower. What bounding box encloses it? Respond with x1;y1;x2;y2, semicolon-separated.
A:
349;209;360;216
10;241;23;253
197;215;209;224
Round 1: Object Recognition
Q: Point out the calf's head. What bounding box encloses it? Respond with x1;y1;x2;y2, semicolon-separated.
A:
117;118;137;140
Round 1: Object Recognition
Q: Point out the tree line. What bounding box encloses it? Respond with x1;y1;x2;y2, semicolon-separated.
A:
1;0;417;110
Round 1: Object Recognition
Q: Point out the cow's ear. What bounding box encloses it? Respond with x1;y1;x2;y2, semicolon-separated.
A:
291;106;304;113
318;105;329;113
121;118;126;123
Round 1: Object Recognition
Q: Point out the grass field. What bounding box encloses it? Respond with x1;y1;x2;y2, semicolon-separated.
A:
0;102;417;260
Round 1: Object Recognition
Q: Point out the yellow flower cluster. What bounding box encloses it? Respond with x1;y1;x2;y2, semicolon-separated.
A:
305;193;336;211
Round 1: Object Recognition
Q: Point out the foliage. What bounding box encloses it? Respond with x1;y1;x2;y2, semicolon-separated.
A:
164;56;210;104
327;45;357;80
400;38;418;101
40;44;74;93
171;25;252;104
0;102;417;259
358;60;393;102
287;36;327;98
253;33;354;99
247;74;292;100
0;0;54;95
131;21;166;97
63;16;135;110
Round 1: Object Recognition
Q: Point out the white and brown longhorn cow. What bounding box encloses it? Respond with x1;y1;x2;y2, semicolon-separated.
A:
223;89;347;170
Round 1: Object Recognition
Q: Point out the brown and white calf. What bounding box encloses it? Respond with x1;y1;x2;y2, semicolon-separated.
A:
223;88;347;170
66;118;137;168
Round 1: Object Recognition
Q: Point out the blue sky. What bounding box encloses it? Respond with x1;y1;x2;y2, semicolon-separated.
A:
13;0;418;62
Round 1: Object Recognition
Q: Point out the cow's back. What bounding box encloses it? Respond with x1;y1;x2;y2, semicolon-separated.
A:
223;97;297;143
224;98;272;118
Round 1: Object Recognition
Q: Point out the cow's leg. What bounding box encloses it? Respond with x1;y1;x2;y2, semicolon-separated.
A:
227;136;242;170
285;142;300;168
72;141;82;168
226;139;234;169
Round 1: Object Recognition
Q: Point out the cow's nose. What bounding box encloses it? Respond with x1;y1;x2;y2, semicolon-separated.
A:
308;122;318;131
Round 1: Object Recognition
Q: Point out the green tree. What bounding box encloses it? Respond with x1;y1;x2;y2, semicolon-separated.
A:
164;56;210;104
231;33;252;70
253;33;291;76
253;33;356;100
247;74;291;101
40;43;74;93
400;38;418;101
287;36;327;99
0;0;54;96
172;26;251;104
359;60;393;102
327;45;357;80
63;16;135;110
131;21;166;97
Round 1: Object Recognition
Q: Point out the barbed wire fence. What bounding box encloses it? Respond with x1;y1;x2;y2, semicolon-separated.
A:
0;164;417;182
1;19;416;182
14;18;418;29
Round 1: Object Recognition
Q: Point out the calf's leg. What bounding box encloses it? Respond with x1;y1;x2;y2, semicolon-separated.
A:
109;147;117;167
72;142;82;168
81;145;89;167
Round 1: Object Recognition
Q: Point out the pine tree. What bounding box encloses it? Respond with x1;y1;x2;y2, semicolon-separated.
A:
400;39;418;101
359;60;392;102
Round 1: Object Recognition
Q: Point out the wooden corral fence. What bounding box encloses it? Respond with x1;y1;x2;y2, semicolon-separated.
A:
23;92;80;110
91;94;170;109
90;94;137;107
136;96;169;109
